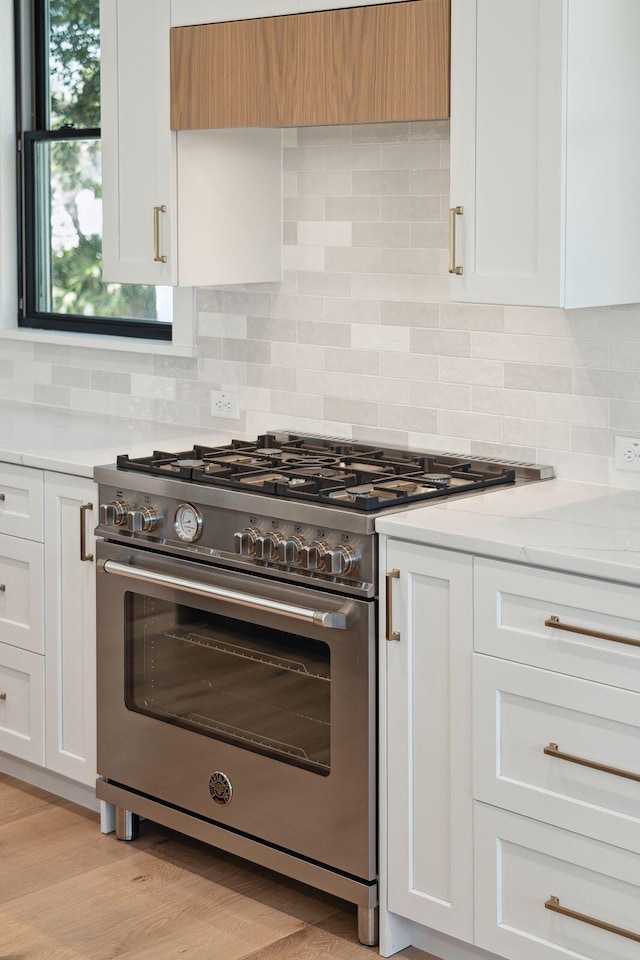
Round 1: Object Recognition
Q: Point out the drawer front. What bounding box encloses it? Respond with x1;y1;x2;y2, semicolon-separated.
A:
0;643;45;765
473;655;640;853
475;804;640;960
0;464;44;542
0;535;44;654
474;558;640;692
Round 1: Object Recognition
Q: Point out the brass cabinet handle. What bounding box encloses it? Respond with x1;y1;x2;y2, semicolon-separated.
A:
448;205;463;275
80;502;94;563
544;614;640;649
386;569;400;641
0;492;5;501
544;741;640;783
0;692;6;700
545;896;640;943
0;583;5;591
153;204;167;263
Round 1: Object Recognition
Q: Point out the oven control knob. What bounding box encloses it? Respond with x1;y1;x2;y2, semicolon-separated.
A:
254;531;284;561
99;500;128;526
277;536;306;565
127;506;160;533
299;541;329;572
233;527;261;556
324;544;359;577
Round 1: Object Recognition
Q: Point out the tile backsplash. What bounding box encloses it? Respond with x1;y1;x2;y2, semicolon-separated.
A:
2;119;640;484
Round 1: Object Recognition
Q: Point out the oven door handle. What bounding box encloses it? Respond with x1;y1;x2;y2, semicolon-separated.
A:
100;559;354;629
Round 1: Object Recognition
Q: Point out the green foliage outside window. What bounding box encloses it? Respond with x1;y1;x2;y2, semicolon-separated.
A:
38;0;166;323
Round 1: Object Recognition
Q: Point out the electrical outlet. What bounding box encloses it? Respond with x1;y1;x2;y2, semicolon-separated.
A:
614;435;640;471
210;390;240;419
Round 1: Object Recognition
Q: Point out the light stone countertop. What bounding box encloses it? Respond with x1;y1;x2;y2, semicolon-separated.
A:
0;401;233;478
376;477;640;587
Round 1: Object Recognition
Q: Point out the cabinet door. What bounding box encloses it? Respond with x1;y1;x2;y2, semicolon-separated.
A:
0;534;44;654
475;804;640;960
171;1;450;129
0;643;45;765
171;0;299;26
449;0;565;306
383;539;473;942
101;0;177;285
0;463;44;542
44;474;96;787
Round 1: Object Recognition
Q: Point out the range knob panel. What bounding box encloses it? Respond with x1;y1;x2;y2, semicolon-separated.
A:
234;527;262;556
127;506;161;533
99;500;128;526
277;536;306;565
254;531;285;561
299;541;329;572
323;544;359;577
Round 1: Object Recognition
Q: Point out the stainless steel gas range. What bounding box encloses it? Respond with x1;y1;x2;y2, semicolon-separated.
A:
94;433;553;945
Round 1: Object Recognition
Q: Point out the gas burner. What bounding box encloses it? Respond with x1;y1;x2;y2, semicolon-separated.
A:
173;459;207;468
114;434;525;511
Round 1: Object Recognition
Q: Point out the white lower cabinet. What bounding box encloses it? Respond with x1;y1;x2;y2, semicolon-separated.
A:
383;539;474;945
44;474;96;787
0;643;45;765
0;463;96;794
475;804;640;960
382;541;640;960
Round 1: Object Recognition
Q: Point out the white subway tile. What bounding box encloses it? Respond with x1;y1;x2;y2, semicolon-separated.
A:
440;357;504;387
297;221;352;246
325;197;381;221
324;298;380;324
351;324;409;352
437;410;501;442
325;144;381;170
410;382;471;411
324;396;378;426
350;273;411;300
352;375;409;404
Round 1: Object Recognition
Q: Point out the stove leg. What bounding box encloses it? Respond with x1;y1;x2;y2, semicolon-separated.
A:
115;807;139;841
357;905;379;947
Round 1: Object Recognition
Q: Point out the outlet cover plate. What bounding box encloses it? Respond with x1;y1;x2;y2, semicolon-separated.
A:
614;435;640;471
210;390;240;419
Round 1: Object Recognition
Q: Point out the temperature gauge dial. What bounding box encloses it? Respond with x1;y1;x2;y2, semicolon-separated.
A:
174;503;203;543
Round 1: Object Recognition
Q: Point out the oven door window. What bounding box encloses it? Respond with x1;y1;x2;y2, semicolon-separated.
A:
125;594;331;775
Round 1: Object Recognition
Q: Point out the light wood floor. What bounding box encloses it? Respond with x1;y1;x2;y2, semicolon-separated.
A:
0;773;436;960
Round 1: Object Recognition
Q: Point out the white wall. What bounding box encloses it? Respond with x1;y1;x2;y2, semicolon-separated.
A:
1;120;638;484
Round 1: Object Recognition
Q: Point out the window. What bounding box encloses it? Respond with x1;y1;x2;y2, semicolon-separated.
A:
17;0;171;340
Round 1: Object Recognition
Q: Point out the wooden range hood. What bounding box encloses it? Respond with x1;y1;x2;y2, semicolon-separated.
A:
170;0;450;131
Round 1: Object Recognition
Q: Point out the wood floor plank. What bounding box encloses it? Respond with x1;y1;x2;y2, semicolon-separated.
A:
0;773;70;826
1;780;436;960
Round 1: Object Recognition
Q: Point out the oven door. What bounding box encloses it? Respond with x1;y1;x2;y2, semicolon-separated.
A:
96;540;376;881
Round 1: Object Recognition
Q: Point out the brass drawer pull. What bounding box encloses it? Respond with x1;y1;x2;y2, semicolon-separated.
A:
0;492;4;501
80;503;94;563
545;896;640;943
545;614;640;649
448;205;463;275
0;692;6;700
153;204;167;263
0;583;5;591
544;741;640;783
386;569;400;641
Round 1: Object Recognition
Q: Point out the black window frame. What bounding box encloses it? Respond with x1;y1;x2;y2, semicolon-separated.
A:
15;0;171;342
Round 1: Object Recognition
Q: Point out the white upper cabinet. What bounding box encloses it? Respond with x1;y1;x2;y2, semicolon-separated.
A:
450;0;640;308
101;0;282;288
